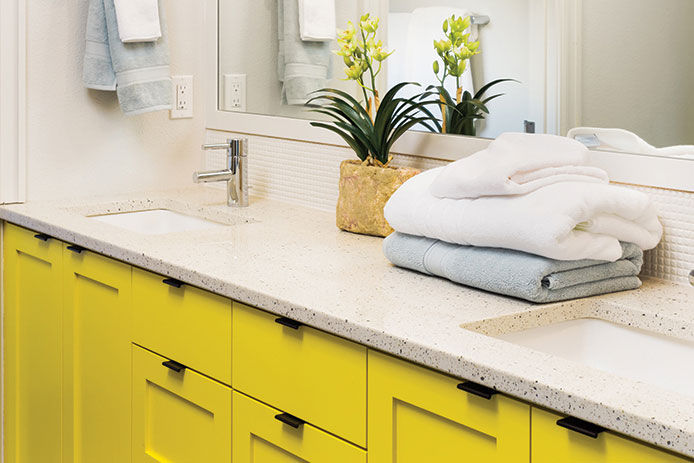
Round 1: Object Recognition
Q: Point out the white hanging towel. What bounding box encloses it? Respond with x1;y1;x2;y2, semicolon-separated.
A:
430;133;610;199
113;0;162;43
567;127;694;160
298;0;336;41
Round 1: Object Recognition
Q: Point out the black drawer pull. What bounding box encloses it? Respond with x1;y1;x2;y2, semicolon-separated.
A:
34;233;51;242
66;245;86;254
556;416;606;439
274;413;305;429
275;317;303;330
162;360;186;373
162;278;184;288
457;381;498;400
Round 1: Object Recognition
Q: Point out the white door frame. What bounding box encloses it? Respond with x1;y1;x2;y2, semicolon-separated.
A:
0;0;27;204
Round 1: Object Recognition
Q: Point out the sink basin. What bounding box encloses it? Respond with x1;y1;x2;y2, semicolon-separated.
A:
495;318;694;398
90;209;227;235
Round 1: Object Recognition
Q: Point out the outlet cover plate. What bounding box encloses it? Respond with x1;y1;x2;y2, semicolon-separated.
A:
171;75;193;119
223;74;247;112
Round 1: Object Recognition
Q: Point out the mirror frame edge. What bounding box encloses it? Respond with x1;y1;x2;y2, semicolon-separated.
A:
204;0;694;193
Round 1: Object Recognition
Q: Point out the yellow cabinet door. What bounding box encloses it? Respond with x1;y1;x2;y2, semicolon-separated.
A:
532;407;693;463
62;246;132;463
3;224;63;463
233;303;367;446
368;350;530;463
132;345;232;462
233;391;367;463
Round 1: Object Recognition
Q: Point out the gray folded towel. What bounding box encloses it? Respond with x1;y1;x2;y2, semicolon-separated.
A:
383;233;644;303
83;0;172;115
278;0;332;105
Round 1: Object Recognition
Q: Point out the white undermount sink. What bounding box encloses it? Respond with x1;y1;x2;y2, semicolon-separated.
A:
495;318;694;398
89;209;227;235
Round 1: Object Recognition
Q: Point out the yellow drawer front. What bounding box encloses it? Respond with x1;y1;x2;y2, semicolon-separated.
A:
233;391;367;463
132;268;232;384
368;350;530;463
132;345;232;463
532;407;693;463
3;223;63;463
232;303;367;447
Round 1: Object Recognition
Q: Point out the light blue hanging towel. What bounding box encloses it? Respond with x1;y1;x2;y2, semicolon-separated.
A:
83;0;172;115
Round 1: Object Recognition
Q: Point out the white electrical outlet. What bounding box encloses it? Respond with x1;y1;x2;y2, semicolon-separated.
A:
170;75;193;119
223;74;247;112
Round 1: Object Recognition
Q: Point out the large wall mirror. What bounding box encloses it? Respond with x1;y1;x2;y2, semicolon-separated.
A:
214;0;694;163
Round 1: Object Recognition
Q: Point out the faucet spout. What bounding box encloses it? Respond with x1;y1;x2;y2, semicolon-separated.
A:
195;138;249;207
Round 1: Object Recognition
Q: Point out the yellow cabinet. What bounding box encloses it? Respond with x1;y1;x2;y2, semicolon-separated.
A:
132;345;232;462
3;224;63;463
233;391;366;463
62;246;132;463
133;268;232;385
368;350;530;463
532;407;693;463
233;303;367;446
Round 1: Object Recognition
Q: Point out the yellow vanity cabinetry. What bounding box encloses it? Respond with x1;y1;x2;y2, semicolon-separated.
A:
368;350;531;463
132;268;233;385
232;391;366;463
532;407;693;463
62;244;132;463
131;345;232;462
3;223;64;463
232;302;367;447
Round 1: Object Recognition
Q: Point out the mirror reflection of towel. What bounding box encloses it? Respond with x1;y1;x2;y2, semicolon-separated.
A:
278;0;332;105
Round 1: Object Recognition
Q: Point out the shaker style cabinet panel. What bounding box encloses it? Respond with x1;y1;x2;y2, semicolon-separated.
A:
368;350;531;463
132;345;232;463
3;224;63;463
531;407;693;463
62;246;132;463
132;268;233;385
232;391;367;463
232;302;368;447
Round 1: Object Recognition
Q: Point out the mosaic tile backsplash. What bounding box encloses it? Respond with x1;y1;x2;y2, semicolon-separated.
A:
205;130;694;285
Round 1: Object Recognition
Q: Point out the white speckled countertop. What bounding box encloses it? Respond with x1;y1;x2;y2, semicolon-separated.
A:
1;187;693;458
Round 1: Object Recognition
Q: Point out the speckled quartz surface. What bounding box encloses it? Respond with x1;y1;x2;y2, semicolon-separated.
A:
1;187;693;458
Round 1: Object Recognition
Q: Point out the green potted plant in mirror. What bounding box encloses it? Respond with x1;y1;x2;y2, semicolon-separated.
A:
307;14;437;237
421;14;517;136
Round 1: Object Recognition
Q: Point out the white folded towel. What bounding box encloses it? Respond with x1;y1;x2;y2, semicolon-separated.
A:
567;127;694;160
113;0;162;43
384;168;663;262
430;133;610;199
298;0;336;42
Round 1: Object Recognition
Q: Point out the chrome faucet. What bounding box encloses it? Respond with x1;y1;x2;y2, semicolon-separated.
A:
689;269;694;286
194;138;249;207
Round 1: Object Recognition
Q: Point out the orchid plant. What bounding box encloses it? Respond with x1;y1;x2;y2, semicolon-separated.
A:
308;14;438;166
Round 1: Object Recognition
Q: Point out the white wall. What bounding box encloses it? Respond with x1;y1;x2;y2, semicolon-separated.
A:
24;0;206;201
580;0;694;147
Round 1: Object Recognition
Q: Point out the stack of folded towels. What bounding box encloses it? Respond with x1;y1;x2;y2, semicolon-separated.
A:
383;133;663;303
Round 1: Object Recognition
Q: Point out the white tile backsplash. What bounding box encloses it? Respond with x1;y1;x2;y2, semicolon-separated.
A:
206;129;694;285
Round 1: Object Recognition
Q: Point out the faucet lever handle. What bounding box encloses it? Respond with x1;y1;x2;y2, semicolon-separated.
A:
201;142;232;151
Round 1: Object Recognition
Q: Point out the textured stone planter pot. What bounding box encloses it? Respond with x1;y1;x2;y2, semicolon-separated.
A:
336;160;420;237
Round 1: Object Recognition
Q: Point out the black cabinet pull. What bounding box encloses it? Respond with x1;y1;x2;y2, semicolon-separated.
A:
556;416;606;439
274;413;305;429
275;317;303;330
162;278;184;288
34;233;51;242
457;381;498;400
67;245;86;254
162;360;186;373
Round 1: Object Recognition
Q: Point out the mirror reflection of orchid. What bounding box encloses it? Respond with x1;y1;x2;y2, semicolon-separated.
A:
423;14;518;136
308;14;438;167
